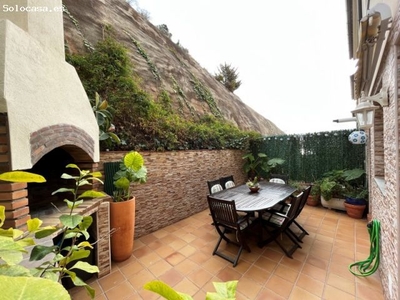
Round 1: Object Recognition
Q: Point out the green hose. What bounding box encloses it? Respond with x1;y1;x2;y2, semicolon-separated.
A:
349;219;380;277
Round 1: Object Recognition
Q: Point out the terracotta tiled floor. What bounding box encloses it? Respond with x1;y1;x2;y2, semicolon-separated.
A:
69;205;384;300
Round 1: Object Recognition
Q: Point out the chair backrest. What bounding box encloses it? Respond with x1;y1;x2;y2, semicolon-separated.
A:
207;179;223;194
269;178;286;184
220;175;235;189
269;174;289;184
207;195;238;228
294;185;312;219
282;192;303;228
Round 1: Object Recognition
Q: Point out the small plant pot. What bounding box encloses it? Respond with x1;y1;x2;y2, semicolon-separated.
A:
306;195;320;206
249;186;260;193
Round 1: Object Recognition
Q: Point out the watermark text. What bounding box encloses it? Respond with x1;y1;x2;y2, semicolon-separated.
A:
2;5;64;13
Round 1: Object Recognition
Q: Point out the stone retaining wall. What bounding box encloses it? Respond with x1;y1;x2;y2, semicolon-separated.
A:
100;149;247;238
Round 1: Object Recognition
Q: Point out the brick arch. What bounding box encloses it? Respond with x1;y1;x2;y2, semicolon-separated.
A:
30;124;95;165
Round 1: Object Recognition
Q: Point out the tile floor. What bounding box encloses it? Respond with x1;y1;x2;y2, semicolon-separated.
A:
69;205;384;300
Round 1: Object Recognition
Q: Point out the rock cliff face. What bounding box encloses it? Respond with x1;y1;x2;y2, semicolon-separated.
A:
62;0;283;136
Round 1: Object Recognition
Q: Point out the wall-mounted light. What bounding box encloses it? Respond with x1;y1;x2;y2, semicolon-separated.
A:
351;87;388;130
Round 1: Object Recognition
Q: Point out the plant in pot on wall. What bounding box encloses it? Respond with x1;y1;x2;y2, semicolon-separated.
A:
110;151;147;262
242;152;285;180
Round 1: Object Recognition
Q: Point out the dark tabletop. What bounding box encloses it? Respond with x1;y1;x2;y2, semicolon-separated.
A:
213;181;297;212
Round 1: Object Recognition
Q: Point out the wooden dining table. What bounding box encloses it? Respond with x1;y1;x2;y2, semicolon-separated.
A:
212;181;297;212
212;181;297;248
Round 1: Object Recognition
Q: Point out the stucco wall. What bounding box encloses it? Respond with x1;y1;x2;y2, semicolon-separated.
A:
100;150;247;238
0;2;99;169
368;3;400;299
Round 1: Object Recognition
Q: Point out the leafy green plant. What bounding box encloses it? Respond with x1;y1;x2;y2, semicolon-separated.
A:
144;280;238;300
242;152;285;180
310;182;321;197
320;168;367;200
0;166;106;299
289;180;308;196
91;92;120;147
113;151;147;202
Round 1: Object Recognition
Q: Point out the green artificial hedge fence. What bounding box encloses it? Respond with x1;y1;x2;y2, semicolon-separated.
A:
251;129;366;183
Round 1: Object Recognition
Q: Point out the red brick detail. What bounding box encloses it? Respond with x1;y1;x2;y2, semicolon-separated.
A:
0;189;28;200
30;124;95;165
0;198;28;210
5;206;29;219
3;214;30;229
0;182;27;192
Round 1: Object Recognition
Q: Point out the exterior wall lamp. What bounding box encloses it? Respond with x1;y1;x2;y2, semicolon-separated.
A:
351;87;388;130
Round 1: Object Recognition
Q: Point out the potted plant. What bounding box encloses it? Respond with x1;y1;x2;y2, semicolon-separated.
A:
307;182;321;206
289;180;320;206
319;168;366;214
342;171;368;219
246;176;260;193
110;151;147;261
242;152;285;180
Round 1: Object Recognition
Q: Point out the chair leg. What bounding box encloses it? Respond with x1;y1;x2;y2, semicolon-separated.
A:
212;227;249;267
285;230;302;249
287;227;303;243
293;220;309;237
273;231;301;258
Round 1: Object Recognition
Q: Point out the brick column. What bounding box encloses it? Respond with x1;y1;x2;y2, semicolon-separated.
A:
0;182;30;229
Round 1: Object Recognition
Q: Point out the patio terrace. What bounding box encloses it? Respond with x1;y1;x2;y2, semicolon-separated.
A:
69;205;384;300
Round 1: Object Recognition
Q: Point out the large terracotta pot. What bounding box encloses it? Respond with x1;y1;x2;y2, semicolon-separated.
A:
344;202;366;219
306;195;320;206
110;197;136;262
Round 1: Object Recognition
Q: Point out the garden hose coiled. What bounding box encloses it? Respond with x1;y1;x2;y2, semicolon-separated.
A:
349;220;380;277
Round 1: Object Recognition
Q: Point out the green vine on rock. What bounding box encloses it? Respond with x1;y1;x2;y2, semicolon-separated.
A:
190;74;222;118
62;4;94;52
124;31;161;81
171;76;196;117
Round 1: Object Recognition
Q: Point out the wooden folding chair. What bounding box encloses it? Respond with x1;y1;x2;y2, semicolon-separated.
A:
288;185;312;241
207;195;253;267
260;192;303;258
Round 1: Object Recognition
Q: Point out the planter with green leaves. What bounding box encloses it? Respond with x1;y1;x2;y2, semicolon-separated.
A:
110;151;147;262
242;152;285;180
319;169;367;213
307;183;321;206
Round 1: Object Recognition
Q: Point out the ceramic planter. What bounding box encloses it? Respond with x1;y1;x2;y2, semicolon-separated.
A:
320;196;346;211
110;197;136;262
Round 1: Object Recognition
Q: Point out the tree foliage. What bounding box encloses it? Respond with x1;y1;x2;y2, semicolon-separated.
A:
214;63;242;92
